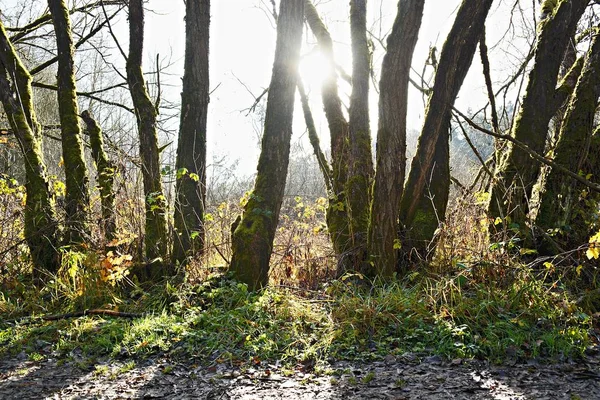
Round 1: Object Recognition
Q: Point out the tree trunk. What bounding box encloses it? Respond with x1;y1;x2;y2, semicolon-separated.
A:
127;0;171;279
48;0;91;245
345;0;374;274
0;21;60;280
399;0;494;262
81;110;116;242
368;0;424;277
297;79;332;193
551;35;578;141
229;0;304;290
536;27;600;252
173;0;210;265
303;0;352;272
401;130;450;260
488;0;587;236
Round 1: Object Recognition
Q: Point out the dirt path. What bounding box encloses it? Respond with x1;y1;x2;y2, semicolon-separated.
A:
2;351;600;399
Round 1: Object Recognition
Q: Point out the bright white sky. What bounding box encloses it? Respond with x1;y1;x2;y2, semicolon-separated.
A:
0;0;528;176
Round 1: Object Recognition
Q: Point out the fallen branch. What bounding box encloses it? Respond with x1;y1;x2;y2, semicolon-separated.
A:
4;309;143;326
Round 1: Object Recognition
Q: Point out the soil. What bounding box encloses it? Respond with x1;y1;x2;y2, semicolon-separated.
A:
1;349;600;399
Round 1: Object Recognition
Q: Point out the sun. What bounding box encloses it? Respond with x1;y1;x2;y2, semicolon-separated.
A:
299;48;334;89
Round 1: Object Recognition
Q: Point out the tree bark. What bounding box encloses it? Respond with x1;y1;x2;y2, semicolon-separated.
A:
0;21;60;280
297;79;332;193
345;0;374;274
81;110;116;242
127;0;171;279
399;0;494;261
229;0;304;290
172;0;210;265
368;0;425;277
536;27;600;252
488;0;587;235
48;0;91;246
303;0;352;272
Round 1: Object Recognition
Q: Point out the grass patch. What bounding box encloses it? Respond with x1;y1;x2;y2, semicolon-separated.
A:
0;270;594;368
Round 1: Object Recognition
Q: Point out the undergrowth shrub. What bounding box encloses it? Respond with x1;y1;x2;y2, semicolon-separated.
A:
0;181;596;368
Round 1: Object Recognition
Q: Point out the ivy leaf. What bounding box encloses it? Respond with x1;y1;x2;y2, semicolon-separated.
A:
176;168;188;180
520;248;537;256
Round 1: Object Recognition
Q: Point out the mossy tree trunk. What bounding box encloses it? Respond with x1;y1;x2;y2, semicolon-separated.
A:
173;0;210;265
229;0;304;290
552;35;578;139
345;0;374;274
48;0;91;246
81;110;116;242
536;27;600;252
303;0;352;272
127;0;171;279
0;21;60;279
368;0;424;277
488;0;587;237
401;129;450;260
398;0;494;262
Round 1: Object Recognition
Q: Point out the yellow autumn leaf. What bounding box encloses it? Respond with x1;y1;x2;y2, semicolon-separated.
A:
587;231;600;260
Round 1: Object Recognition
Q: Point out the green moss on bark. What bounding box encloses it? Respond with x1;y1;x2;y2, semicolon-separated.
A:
49;0;91;245
304;0;352;273
230;194;274;288
0;22;60;278
173;0;210;265
536;31;600;253
488;0;588;235
346;0;373;274
399;0;492;264
127;0;171;279
229;0;304;290
81;110;116;241
400;129;450;261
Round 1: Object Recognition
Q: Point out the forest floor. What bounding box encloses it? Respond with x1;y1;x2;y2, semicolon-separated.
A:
1;349;600;399
3;274;600;399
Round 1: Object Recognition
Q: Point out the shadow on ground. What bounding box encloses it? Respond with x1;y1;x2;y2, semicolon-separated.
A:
2;352;600;399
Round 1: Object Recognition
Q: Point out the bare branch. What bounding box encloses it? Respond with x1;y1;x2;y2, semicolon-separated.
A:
7;0;122;42
31;81;134;113
100;0;128;61
453;107;600;194
30;8;121;75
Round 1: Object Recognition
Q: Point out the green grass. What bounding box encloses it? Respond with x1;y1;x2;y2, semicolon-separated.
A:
0;269;594;369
